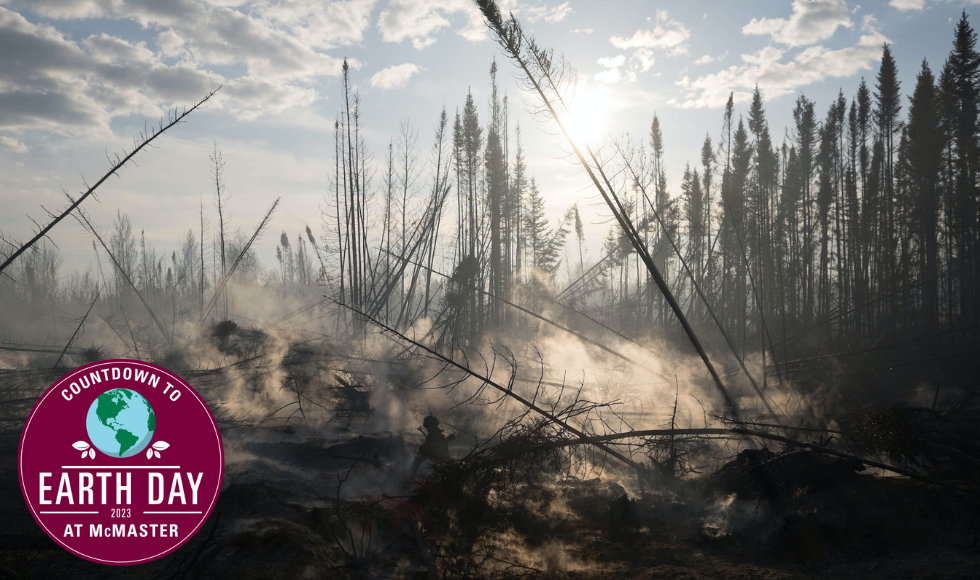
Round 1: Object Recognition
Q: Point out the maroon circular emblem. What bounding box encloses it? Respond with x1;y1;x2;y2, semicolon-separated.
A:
18;359;223;565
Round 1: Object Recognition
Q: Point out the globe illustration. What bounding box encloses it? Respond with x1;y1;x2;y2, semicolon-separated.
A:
85;388;156;458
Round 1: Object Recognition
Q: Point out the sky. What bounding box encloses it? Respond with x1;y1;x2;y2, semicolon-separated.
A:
0;0;977;275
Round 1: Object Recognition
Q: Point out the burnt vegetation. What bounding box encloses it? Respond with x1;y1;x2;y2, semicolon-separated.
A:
3;3;980;579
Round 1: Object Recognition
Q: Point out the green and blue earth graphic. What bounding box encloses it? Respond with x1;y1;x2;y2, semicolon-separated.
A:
85;388;156;457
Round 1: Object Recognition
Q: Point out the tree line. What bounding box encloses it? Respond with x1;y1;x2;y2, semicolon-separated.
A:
575;13;980;361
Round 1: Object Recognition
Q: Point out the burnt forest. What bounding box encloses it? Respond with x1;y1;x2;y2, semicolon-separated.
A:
3;1;980;578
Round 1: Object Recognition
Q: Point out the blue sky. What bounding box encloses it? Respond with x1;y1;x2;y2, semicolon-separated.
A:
0;0;976;274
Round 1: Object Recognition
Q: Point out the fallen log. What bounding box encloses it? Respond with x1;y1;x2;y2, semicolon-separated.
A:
523;427;928;481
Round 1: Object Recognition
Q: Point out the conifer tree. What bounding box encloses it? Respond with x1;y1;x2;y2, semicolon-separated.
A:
512;124;528;280
875;44;903;317
907;59;943;327
525;178;567;275
947;11;980;319
793;95;817;324
485;60;508;324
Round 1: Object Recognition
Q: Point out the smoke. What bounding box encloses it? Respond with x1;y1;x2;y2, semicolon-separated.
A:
700;492;769;539
0;241;819;483
0;260;816;481
487;531;593;574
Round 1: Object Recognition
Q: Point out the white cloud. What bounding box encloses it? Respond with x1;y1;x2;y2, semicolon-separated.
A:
83;33;156;64
594;54;649;84
549;2;571;22
260;0;378;50
632;48;655;72
0;135;29;153
167;7;349;79
694;54;716;65
377;0;484;49
675;28;889;108
862;14;879;32
889;0;925;10
742;0;852;47
597;55;626;68
156;29;186;58
369;63;422;90
0;8;149;131
0;1;366;131
221;75;317;120
13;0;106;19
570;28;593;34
742;18;784;37
375;0;572;48
594;68;624;84
607;9;688;78
610;12;691;51
524;1;571;23
15;1;359;76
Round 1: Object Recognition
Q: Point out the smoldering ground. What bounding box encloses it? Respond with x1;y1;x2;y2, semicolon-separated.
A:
1;274;966;579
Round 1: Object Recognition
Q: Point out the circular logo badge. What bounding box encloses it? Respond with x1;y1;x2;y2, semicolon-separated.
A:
18;360;223;565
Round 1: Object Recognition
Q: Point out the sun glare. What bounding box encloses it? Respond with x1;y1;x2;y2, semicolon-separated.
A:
560;85;608;146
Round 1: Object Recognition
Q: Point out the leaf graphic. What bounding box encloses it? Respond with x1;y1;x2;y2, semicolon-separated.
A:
88;448;96;459
81;451;87;459
152;442;170;451
72;441;90;451
147;447;154;459
154;450;161;459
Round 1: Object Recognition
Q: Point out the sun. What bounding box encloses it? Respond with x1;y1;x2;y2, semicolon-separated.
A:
560;84;608;147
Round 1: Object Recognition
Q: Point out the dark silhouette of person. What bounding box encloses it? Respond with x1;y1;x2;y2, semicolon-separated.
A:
410;414;455;477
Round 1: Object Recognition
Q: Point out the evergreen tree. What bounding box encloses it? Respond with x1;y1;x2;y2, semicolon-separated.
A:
780;145;803;323
512;124;528;279
485;60;508;324
649;113;677;322
462;90;483;259
816;100;841;319
845;99;862;333
525;178;566;274
682;163;706;316
874;43;903;315
572;203;585;278
907;59;943;327
947;11;980;320
452;110;466;261
747;87;779;327
793;95;817;324
699;134;716;302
